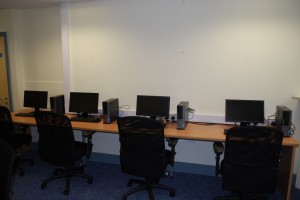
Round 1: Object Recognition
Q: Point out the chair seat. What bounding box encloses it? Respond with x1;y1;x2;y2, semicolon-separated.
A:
213;126;283;200
0;106;34;177
0;139;16;200
35;111;93;195
117;116;176;200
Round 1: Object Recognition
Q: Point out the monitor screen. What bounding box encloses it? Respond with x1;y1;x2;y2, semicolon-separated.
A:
69;92;99;117
23;90;48;112
136;95;170;119
225;99;264;125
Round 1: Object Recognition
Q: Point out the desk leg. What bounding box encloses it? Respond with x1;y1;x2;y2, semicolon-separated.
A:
278;146;296;200
81;130;95;162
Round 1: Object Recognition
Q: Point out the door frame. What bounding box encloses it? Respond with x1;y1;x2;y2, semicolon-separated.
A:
0;32;12;110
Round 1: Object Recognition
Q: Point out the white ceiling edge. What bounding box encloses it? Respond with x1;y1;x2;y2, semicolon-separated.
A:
0;0;89;9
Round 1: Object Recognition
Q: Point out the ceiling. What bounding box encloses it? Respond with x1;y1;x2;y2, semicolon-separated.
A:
0;0;89;9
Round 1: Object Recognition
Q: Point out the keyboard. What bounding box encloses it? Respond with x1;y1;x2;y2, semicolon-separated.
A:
15;112;35;117
70;116;101;123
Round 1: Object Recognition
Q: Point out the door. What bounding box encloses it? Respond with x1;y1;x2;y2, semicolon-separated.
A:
0;32;11;109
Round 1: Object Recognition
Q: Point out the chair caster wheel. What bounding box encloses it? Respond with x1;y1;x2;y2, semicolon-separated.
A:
127;181;132;187
53;168;63;175
122;197;127;200
41;183;47;189
127;182;132;187
169;191;176;197
78;168;84;173
64;189;69;195
88;178;93;184
30;160;34;166
19;171;24;177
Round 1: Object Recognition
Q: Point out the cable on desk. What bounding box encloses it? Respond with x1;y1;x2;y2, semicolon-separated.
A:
290;124;296;135
190;121;232;126
187;107;195;120
265;114;275;126
119;105;130;117
97;111;103;117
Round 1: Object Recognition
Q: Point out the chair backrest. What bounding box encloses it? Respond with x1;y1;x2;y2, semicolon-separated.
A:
35;111;75;166
223;126;283;194
0;139;16;200
117;116;166;179
0;106;15;146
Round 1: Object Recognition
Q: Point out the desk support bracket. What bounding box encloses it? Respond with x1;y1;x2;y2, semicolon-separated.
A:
81;130;95;161
167;138;178;178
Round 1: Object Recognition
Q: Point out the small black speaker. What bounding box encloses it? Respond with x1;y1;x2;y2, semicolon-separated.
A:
102;98;119;124
50;95;65;114
177;101;189;130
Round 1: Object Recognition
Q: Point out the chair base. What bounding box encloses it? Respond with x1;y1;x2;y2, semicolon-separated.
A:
41;166;93;195
122;178;176;200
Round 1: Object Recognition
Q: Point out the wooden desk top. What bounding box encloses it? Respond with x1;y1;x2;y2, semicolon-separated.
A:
12;111;119;133
11;111;299;147
165;122;299;147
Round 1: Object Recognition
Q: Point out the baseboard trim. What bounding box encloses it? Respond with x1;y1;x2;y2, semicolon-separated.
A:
31;142;214;175
89;151;215;176
30;143;297;182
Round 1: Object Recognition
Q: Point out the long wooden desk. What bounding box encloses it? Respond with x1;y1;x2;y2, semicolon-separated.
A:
11;112;299;200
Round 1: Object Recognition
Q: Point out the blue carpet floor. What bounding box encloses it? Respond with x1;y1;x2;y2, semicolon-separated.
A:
12;151;300;200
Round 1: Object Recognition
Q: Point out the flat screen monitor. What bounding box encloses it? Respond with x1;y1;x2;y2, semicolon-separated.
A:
225;99;264;126
136;95;170;119
69;92;99;117
23;90;48;112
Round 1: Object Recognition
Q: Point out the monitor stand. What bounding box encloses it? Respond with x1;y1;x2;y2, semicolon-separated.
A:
240;122;251;126
78;112;89;118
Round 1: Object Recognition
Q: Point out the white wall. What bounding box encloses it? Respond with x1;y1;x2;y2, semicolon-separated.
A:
17;7;64;108
0;9;23;110
1;7;64;110
67;0;300;167
1;0;300;175
68;0;300;116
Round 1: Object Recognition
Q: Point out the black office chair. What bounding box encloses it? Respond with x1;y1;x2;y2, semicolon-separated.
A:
34;111;93;195
117;116;176;200
213;126;283;200
0;139;16;200
0;106;33;176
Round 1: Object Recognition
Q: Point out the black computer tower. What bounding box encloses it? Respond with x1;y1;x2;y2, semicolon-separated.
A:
177;101;189;130
275;105;292;136
50;94;65;114
102;98;119;124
